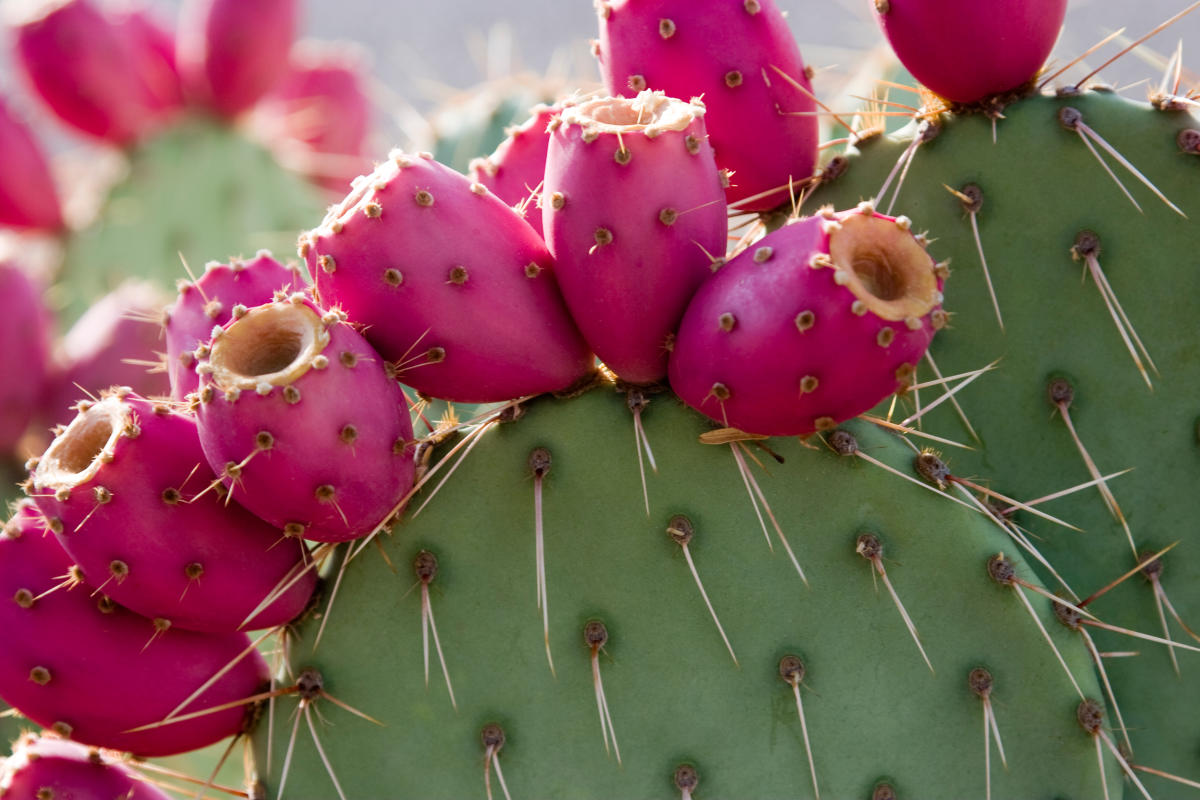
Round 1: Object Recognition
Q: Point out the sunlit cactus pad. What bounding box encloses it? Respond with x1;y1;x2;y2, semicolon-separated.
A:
809;87;1200;794
253;387;1112;799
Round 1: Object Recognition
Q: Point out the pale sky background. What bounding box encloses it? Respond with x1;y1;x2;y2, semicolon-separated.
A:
2;0;1198;151
314;0;1200;93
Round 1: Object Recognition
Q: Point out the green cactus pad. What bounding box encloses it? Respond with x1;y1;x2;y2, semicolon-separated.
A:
809;88;1200;794
56;117;323;322
252;387;1113;798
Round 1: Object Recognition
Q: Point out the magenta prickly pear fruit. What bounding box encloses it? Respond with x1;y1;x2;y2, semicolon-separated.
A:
0;501;268;756
6;0;167;143
0;263;52;454
469;103;562;236
252;42;374;192
1;733;170;800
300;151;594;402
193;294;415;542
45;280;171;428
872;0;1067;104
0;96;64;232
176;0;298;118
543;90;726;384
29;389;317;632
669;203;946;436
596;0;818;211
164;251;305;400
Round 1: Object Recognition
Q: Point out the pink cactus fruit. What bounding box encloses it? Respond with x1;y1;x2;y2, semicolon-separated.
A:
6;0;169;144
0;500;268;756
872;0;1067;105
469;103;562;237
193;294;416;542
669;204;947;436
0;96;64;232
0;733;170;800
113;3;185;117
176;0;298;118
45;280;171;428
596;0;818;212
0;263;52;454
164;251;304;400
543;91;727;385
252;42;374;192
29;389;317;631
300;151;594;402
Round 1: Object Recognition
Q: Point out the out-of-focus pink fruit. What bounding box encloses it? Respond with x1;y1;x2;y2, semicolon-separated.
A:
252;42;374;192
113;3;185;117
45;280;171;428
0;95;64;232
7;0;170;143
0;263;52;454
176;0;298;118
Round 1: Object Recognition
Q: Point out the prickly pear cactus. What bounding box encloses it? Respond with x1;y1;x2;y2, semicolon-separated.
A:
251;387;1114;799
5;2;1200;799
808;88;1200;795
